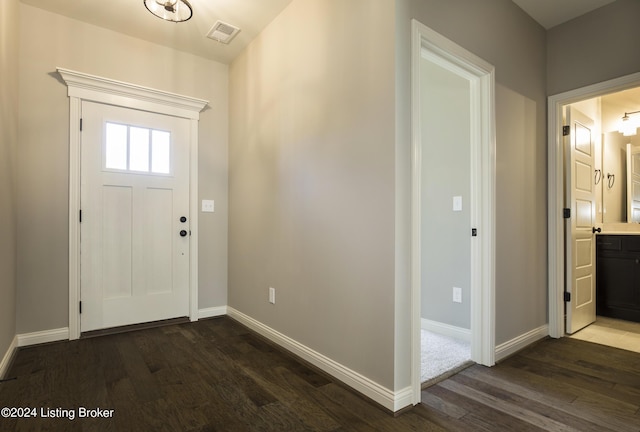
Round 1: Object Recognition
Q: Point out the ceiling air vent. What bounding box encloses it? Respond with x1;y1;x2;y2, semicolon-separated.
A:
206;21;241;44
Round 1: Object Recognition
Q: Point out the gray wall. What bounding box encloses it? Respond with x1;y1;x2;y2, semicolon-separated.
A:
230;0;548;394
229;0;397;389
420;58;471;329
548;0;640;95
0;0;19;368
16;4;229;334
395;0;548;377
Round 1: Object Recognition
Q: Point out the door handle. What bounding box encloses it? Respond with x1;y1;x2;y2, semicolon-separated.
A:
179;230;188;237
592;227;601;234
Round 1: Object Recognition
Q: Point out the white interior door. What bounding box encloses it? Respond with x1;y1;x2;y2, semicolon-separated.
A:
626;143;640;223
80;101;190;332
565;107;597;334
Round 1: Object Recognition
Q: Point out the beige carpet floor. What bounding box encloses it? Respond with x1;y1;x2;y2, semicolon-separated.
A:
421;330;470;383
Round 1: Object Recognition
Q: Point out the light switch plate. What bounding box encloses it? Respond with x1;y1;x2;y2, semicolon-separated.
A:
453;196;462;212
453;287;462;303
202;200;214;213
269;287;276;304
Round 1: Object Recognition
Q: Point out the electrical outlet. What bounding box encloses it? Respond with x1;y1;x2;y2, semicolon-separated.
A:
269;287;276;304
453;287;462;303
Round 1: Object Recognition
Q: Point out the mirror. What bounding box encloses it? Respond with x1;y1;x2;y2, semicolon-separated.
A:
628;142;640;223
601;132;635;223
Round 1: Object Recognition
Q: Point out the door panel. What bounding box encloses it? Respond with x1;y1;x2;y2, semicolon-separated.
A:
102;185;133;299
575;162;591;191
565;107;597;334
575;238;592;267
576;275;593;306
575;199;592;226
81;101;190;332
145;187;174;295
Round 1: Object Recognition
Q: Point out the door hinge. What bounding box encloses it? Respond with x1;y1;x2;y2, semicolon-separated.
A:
563;125;570;136
80;118;83;131
564;292;571;302
563;208;571;218
79;301;82;314
79;209;82;223
471;228;477;237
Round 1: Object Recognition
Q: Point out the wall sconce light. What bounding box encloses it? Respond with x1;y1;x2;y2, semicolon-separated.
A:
618;110;640;136
144;0;192;23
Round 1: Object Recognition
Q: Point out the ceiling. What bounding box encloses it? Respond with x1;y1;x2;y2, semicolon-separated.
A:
19;0;293;64
20;0;618;64
512;0;617;29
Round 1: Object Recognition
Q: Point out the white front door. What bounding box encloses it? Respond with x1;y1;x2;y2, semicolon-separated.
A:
80;101;191;332
565;107;597;334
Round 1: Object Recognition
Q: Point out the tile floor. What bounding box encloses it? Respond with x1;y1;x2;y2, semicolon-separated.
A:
570;316;640;353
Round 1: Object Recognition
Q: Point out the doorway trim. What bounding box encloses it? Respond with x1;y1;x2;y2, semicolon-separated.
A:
410;21;496;404
548;71;640;338
57;68;208;340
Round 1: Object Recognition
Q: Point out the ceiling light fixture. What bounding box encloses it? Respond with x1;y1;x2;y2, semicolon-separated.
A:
144;0;192;23
619;110;640;137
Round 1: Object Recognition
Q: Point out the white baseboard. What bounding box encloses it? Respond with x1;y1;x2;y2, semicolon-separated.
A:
421;318;471;342
0;327;63;378
0;336;18;379
393;386;414;412
198;306;227;319
17;328;69;347
227;307;411;412
495;324;548;362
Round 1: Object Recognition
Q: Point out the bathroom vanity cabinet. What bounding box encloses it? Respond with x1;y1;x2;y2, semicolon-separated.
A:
596;235;640;323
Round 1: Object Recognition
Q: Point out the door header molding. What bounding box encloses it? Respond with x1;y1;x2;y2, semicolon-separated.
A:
57;67;208;120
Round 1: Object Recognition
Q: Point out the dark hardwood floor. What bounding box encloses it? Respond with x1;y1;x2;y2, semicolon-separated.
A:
1;317;639;431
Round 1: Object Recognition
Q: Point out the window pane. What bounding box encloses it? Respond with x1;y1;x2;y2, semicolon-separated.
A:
151;130;171;174
129;126;149;172
105;123;127;170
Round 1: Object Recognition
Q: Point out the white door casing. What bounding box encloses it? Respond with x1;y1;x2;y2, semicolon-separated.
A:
626;143;640;223
81;102;191;332
410;20;496;406
564;107;597;334
58;68;208;340
548;71;640;338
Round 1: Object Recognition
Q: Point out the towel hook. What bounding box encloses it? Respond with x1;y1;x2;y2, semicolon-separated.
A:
594;169;602;185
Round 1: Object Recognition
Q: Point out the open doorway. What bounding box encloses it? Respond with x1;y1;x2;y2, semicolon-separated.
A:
548;72;640;342
417;46;473;385
565;87;640;347
410;20;495;404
